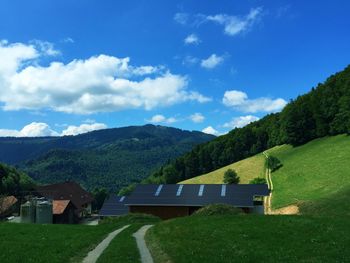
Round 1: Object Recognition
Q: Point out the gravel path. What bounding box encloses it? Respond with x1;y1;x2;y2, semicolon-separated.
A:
133;225;154;263
82;225;130;263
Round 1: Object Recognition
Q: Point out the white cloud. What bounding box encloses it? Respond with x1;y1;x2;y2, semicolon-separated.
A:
223;90;287;113
0;122;59;137
184;34;201;45
202;126;219;136
190;113;205;123
30;40;60;56
61;123;107;136
223;115;260;129
0;121;107;137
206;7;263;36
62;37;75;43
147;114;177;124
0;40;210;114
182;56;199;66
200;54;224;69
174;13;189;25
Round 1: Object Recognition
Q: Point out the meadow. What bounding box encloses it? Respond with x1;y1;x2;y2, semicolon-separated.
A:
267;134;350;212
180;153;265;184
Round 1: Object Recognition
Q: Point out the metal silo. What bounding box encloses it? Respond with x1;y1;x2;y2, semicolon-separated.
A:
20;201;35;223
35;200;53;224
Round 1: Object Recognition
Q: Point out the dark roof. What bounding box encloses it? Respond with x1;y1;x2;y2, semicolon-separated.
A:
36;181;94;211
99;194;128;217
125;184;269;208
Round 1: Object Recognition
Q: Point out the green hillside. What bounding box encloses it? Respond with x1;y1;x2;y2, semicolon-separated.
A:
267;134;350;214
180;153;265;184
179;134;350;216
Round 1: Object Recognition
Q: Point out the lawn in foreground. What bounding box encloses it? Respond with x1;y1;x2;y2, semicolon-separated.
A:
97;214;160;263
0;222;117;263
180;153;265;184
267;134;350;210
146;215;350;263
0;214;156;263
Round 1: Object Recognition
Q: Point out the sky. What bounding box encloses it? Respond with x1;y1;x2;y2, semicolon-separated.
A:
0;0;350;137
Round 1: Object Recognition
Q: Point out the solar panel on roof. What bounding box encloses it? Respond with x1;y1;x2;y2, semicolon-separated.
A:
198;185;205;196
221;185;226;197
176;185;184;196
155;184;163;196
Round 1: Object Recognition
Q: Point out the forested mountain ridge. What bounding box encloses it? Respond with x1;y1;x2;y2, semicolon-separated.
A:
142;65;350;185
0;125;215;191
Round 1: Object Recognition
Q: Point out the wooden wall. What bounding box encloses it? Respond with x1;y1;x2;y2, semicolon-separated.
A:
129;206;190;219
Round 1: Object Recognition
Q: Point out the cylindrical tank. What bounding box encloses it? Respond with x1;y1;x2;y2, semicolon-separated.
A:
20;201;35;223
36;201;53;224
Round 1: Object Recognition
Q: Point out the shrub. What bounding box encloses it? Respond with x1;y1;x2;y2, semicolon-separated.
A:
192;204;243;216
249;177;267;184
223;169;240;184
267;155;283;172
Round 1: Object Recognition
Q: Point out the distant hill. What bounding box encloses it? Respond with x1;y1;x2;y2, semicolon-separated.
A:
0;125;215;191
142;65;350;185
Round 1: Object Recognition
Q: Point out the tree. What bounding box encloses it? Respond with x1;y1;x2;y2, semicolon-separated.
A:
249;177;267;184
223;169;240;184
92;187;109;211
267;156;283;172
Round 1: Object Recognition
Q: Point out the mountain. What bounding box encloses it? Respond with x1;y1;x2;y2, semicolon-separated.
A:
0;125;215;191
142;65;350;185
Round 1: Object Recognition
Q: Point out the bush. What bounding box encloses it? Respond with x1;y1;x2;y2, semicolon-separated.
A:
223;169;240;184
267;155;283;172
249;177;267;184
118;183;136;196
192;204;243;216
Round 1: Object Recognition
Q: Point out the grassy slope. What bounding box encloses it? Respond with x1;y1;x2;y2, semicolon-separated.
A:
180;134;350;215
146;215;350;263
267;134;350;211
180;153;265;184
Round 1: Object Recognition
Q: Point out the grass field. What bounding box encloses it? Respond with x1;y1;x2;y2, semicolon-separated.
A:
267;134;350;211
146;215;350;263
0;222;118;263
0;214;159;263
98;215;160;263
180;153;265;184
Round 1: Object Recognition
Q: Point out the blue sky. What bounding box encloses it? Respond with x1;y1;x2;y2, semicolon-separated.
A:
0;0;350;136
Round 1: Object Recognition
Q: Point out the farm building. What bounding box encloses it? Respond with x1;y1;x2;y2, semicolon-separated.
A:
0;196;18;219
52;200;76;224
36;181;94;222
100;184;270;219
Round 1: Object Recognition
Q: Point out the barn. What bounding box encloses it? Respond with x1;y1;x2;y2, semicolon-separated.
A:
99;184;269;219
36;181;94;222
